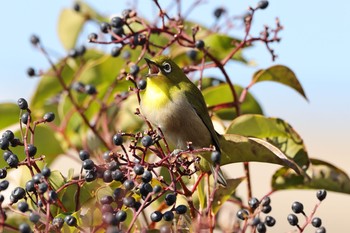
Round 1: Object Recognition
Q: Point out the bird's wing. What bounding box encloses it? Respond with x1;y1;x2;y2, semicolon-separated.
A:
184;85;221;151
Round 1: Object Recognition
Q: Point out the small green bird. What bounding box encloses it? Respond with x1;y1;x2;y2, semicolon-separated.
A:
140;55;226;186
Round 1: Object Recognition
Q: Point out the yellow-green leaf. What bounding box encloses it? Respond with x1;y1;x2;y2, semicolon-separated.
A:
58;8;86;50
219;134;304;175
252;65;308;100
226;114;310;170
202;83;263;120
272;159;350;194
212;177;245;214
0;103;19;129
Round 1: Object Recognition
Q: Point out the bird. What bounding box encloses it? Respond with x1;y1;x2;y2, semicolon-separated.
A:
139;55;226;186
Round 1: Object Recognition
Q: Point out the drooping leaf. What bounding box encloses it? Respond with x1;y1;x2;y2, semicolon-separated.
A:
252;65;308;100
219;134;304;175
0;103;19;129
58;8;87;50
212;177;245;214
202;83;263;120
272;159;350;194
226;114;310;170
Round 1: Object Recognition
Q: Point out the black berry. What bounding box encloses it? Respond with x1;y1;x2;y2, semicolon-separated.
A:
68;49;78;58
248;197;260;210
52;217;64;229
122;9;132;19
0;180;9;191
103;170;113;183
312;217;322;228
43;112;55;122
123;179;135;190
141;135;153;147
123;196;136;207
195;40;205;49
262;204;272;214
111;169;124;181
3;151;12;161
0;138;9;150
186;49;197;61
85;170;97;182
88;33;98;41
111;46;122;57
27;67;36;77
133;164;144;175
291;201;304;214
38;182;48;194
130;64;140;76
211;151;221;164
49;190;58;202
115;210;127;222
111;17;124;28
141;170;152;183
30;34;40;45
165;193;177;206
26;144;37;157
140;182;153;196
113;188;124;201
214;7;225;19
257;1;269;10
2;130;15;141
18;98;28;110
316;226;326;233
18;201;29;212
72;82;85;92
21;112;29;124
112;134;123;146
100;195;114;205
137;79;147;90
150;211;162;222
153;185;162;193
33;173;44;184
85;84;97;95
163;211;174;221
73;3;80;12
79;150;90;161
100;22;111;33
76;45;86;56
287;213;298;226
29;212;40;223
316;189;327;201
26;180;35;192
64;215;77;226
175;205;187;214
111;27;124;39
237;209;249;220
0;169;7;179
256;222;266;233
42;167;52;178
6;154;19;167
82;159;95;170
19;223;31;233
265;216;276;227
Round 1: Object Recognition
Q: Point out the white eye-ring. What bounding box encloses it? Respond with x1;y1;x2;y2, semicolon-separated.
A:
162;62;172;73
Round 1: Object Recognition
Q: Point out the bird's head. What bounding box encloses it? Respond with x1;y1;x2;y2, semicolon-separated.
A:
144;56;187;84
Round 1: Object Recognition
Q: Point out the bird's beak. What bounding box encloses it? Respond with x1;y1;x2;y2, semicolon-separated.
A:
144;58;160;76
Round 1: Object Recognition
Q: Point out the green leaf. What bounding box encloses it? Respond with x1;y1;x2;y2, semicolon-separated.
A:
49;170;67;191
252;65;308;100
219;134;304;175
58;8;86;50
272;159;350;194
202;83;263;120
226;114;310;170
0;103;19;129
202;34;247;63
212;177;245;214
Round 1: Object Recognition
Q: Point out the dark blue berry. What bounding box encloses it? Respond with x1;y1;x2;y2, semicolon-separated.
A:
123;196;136;207
3;151;12;160
26;144;37;157
312;217;322;228
26;180;35;192
214;7;225;18
112;134;123;146
142;170;152;183
262;205;272;214
165;193;177;206
265;216;276;227
19;223;31;233
29;212;40;223
27;67;36;77
0;168;7;179
111;169;124;181
21;112;29;124
115;210;127;222
49;190;58;202
211;151;221;164
186;50;197;61
88;33;98;41
85;84;97;95
53;217;64;229
100;195;114;205
38;182;48;194
291;201;304;214
111;46;121;57
42;167;51;177
123;180;135;190
153;185;162;194
256;222;266;233
113;188;124;201
133;164;144;175
163;211;174;221
103;170;113;183
316;189;327;201
130;64;140;76
257;1;269;10
141;135;153;147
43;112;55;122
100;22;111;33
316;226;326;233
73;3;80;12
76;45;86;56
79;150;90;161
248;197;260;210
261;196;271;206
85;170;97;182
175;205;187;214
64;215;77;226
111;17;124;28
195;40;205;49
140;183;153;196
287;214;298;226
6;154;19;167
150;211;162;222
2;130;14;141
237;209;249;220
33;173;44;184
83;159;95;170
18;201;29;212
17;98;28;110
138;79;147;90
0;138;9;150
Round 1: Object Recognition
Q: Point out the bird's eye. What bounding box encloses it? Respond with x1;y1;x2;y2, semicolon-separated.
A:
162;62;172;73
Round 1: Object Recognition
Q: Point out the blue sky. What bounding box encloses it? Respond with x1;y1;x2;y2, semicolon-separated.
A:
0;1;349;231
